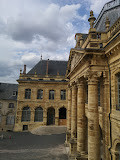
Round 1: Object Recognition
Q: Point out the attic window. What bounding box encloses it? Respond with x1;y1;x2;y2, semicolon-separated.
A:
13;91;17;96
50;79;55;81
27;78;31;80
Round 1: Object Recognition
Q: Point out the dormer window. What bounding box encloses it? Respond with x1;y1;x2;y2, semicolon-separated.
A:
13;91;17;96
9;103;14;108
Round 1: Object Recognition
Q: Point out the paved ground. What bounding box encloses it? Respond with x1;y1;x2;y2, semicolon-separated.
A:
0;131;68;160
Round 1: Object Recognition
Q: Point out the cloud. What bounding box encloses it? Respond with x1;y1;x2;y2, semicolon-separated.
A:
85;0;110;14
0;1;89;83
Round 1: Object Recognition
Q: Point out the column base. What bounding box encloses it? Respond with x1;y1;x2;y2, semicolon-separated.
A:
75;151;88;160
65;131;71;146
69;138;77;156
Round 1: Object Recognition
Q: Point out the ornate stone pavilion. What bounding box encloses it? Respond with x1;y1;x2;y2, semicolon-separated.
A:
66;0;120;160
14;60;68;132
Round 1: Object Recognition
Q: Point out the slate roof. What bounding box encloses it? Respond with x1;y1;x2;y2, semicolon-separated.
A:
0;83;18;100
94;0;120;32
27;60;68;76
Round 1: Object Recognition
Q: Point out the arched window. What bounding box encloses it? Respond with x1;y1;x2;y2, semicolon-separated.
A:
22;106;31;122
49;90;54;100
6;114;14;125
116;143;120;160
37;89;43;99
25;89;31;99
34;107;43;122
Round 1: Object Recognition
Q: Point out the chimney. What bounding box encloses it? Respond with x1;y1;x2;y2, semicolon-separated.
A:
23;65;26;74
46;59;49;75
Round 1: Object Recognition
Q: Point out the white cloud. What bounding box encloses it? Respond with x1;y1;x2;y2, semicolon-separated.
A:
0;0;89;83
85;0;110;14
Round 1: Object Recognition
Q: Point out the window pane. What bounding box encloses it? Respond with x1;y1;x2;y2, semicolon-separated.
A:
9;103;14;108
61;90;66;100
25;89;31;99
49;90;54;100
22;107;31;121
37;89;43;99
6;115;14;125
34;107;43;122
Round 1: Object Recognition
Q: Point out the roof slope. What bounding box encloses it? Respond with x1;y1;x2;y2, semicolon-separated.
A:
0;83;18;100
27;60;68;76
94;0;120;32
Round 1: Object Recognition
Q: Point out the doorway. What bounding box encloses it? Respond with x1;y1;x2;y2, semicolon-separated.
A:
47;107;55;125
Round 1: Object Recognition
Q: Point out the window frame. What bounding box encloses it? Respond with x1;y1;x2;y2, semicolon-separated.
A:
60;90;66;100
49;90;55;100
6;115;15;125
9;103;14;108
25;89;31;99
34;107;43;122
21;106;31;122
37;89;43;99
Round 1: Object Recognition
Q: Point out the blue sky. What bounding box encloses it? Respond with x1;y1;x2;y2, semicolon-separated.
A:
0;0;110;83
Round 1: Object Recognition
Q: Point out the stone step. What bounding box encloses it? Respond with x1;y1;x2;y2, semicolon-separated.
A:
31;126;67;135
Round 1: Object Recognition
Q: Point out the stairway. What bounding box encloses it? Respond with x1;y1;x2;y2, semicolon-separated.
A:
31;126;67;135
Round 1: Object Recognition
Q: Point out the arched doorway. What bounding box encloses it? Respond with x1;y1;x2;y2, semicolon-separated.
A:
47;107;55;125
115;143;120;160
59;107;66;125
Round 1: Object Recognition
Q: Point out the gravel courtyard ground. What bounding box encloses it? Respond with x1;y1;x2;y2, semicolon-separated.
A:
0;131;68;160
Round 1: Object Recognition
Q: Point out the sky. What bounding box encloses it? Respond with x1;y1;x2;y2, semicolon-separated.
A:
0;0;110;83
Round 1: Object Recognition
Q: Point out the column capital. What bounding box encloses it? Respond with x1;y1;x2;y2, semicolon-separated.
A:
76;77;85;87
71;81;77;88
84;71;102;84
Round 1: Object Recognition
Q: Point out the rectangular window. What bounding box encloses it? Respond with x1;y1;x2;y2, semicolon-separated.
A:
37;89;43;99
6;115;14;125
49;90;54;100
25;89;31;99
13;91;17;96
61;90;66;100
9;103;14;108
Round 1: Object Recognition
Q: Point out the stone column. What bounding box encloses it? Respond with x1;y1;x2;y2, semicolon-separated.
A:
77;79;85;155
88;74;100;160
43;108;47;125
66;85;72;144
102;75;110;160
69;82;77;155
71;83;77;139
67;85;72;131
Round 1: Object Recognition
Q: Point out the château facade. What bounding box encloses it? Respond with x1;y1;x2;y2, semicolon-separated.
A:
66;0;120;160
14;60;68;131
0;83;18;131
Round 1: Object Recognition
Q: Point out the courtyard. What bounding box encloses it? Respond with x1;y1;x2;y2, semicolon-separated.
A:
0;131;68;160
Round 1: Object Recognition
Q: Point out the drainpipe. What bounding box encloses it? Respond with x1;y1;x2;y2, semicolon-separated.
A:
107;55;113;160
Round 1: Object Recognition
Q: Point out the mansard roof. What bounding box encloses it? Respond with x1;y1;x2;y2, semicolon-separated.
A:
0;83;18;100
94;0;120;32
27;60;68;76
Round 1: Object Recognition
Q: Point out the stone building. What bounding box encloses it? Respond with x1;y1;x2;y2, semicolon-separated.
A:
14;60;68;131
0;83;18;131
66;0;120;160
